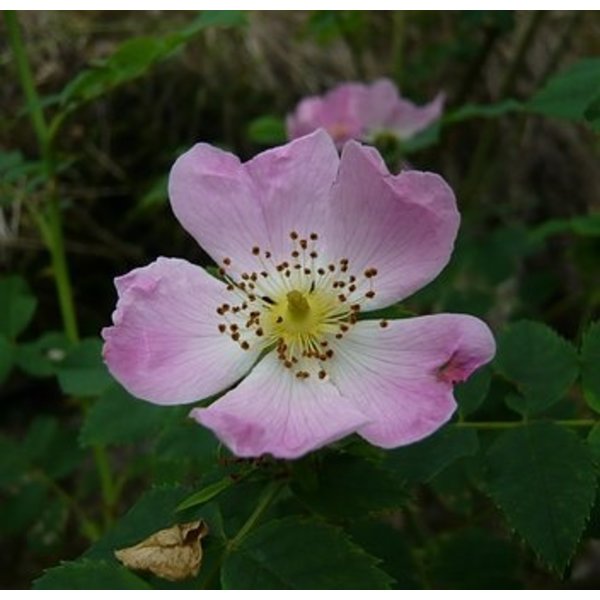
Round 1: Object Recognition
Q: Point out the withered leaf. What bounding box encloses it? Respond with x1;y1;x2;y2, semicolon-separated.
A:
114;520;209;582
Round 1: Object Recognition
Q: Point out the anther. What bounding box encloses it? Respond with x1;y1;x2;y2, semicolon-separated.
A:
218;324;227;333
318;370;327;379
223;257;231;266
290;231;298;240
276;316;283;324
291;250;300;258
380;320;389;328
310;251;318;259
300;239;308;250
317;268;326;276
338;294;347;302
240;341;250;350
232;332;240;341
365;291;376;299
252;246;260;255
256;328;264;336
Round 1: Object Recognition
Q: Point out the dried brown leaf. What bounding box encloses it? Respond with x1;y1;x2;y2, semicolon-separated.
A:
114;520;209;582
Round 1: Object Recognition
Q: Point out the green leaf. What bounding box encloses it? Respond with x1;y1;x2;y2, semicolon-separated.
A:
426;528;520;589
444;99;523;124
16;331;70;377
581;321;600;413
80;382;182;446
494;321;579;415
0;275;37;340
348;519;419;589
0;335;14;385
484;422;596;571
587;424;600;465
34;560;152;590
385;425;479;483
292;454;405;520
57;337;113;396
59;11;246;111
528;58;600;126
247;116;286;145
455;365;491;417
177;476;237;512
222;516;393;589
529;214;600;243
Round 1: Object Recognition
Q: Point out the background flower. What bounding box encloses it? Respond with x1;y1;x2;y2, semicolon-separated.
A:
286;78;444;147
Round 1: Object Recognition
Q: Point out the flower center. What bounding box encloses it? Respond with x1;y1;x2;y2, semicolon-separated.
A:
215;231;384;380
286;290;310;323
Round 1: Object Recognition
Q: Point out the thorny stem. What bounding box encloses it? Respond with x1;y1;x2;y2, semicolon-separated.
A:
5;10;117;528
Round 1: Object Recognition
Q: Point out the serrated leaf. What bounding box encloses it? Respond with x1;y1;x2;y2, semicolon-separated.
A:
16;331;70;377
581;321;600;413
348;519;418;589
494;321;578;415
57;337;113;396
80;382;182;446
426;528;520;589
484;422;596;571
528;58;600;126
385;425;479;483
0;275;37;340
222;516;393;589
455;364;491;417
292;454;405;519
34;560;152;589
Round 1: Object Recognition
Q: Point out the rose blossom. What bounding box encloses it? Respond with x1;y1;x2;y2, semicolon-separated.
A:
102;130;494;459
287;78;444;147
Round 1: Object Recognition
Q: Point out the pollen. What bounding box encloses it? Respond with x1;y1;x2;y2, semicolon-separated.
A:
215;231;382;379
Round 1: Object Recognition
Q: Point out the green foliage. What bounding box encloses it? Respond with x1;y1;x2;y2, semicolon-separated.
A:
291;454;406;520
528;58;600;127
455;365;492;417
425;528;520;589
484;422;596;571
58;11;246;112
494;321;579;415
80;382;181;446
0;335;14;385
57;337;113;396
222;516;394;589
348;519;418;589
444;99;523;124
0;275;37;340
247;116;287;145
16;331;70;377
385;425;479;483
581;321;600;413
35;560;152;590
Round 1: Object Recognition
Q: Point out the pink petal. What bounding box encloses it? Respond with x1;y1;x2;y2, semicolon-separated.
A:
102;257;258;405
287;84;366;147
328;141;459;309
168;130;339;275
326;315;496;448
359;78;401;132
388;92;445;139
191;353;370;459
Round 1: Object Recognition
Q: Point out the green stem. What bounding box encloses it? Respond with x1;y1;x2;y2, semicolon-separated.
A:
6;9;116;526
32;469;101;542
228;481;284;550
456;419;596;430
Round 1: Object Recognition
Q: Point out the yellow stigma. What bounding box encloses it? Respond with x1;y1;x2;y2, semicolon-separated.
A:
286;290;310;322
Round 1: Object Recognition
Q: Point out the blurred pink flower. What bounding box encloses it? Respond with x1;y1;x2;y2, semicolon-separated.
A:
287;78;444;147
102;130;494;459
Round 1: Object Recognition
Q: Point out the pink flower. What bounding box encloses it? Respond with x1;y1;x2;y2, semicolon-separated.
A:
287;78;444;147
102;130;494;459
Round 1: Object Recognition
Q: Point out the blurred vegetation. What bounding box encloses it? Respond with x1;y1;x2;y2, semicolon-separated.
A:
1;10;599;589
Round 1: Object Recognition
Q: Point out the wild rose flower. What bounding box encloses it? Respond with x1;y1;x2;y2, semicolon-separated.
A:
102;130;495;459
286;78;444;147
